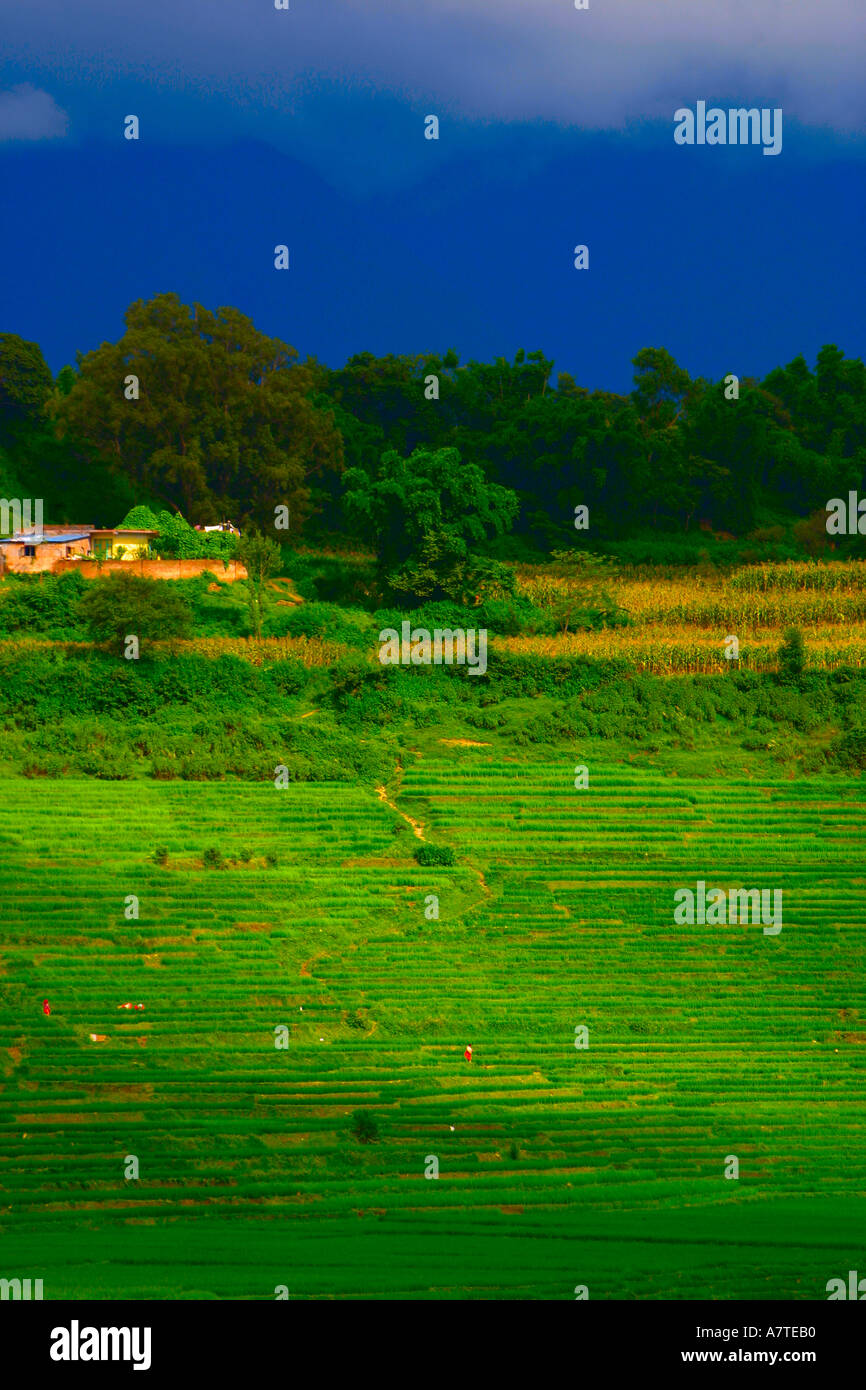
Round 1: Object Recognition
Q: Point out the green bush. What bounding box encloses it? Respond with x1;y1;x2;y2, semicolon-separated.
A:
152;511;237;562
202;847;224;869
149;762;177;781
778;626;806;680
76;572;192;652
415;843;455;867
350;1109;380;1143
0;570;88;637
118;504;160;532
830;727;866;770
180;754;218;780
267;660;309;698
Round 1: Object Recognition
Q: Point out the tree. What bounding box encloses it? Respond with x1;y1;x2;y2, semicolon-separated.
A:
630;346;692;427
547;551;628;632
0;334;53;441
343;446;518;600
0;444;25;504
54;365;77;398
49;292;343;527
76;572;192;652
778;626;806;680
236;529;281;637
350;1109;380;1144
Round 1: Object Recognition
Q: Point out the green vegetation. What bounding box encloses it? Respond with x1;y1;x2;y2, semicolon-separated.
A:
150;512;236;563
75;571;193;652
46;295;342;531
0;764;863;1298
416;844;456;867
2;304;865;558
3;300;866;1299
117;505;161;532
344;445;518;600
351;1110;381;1145
236;530;282;637
779;626;806;680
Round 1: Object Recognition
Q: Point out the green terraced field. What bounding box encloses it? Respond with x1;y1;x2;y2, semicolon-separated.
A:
1;759;865;1299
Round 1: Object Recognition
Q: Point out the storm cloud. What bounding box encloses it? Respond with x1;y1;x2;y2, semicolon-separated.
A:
4;0;865;133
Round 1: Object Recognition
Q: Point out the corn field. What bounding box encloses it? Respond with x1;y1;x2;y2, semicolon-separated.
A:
516;561;866;640
496;624;866;672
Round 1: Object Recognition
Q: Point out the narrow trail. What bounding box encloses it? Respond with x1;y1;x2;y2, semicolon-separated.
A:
375;765;493;909
376;783;426;840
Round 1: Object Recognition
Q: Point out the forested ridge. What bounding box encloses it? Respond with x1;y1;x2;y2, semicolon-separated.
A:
1;291;864;553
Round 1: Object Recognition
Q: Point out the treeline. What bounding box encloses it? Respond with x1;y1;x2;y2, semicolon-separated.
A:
1;292;864;547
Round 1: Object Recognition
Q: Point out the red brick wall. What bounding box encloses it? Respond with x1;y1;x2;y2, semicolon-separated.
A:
53;558;248;582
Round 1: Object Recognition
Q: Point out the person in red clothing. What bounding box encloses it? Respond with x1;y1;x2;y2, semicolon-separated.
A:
42;1000;50;1016
464;1045;472;1062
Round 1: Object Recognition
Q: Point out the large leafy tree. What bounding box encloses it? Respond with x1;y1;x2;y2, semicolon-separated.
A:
630;346;694;427
76;571;192;652
49;293;343;528
0;341;131;523
0;334;53;442
343;446;518;600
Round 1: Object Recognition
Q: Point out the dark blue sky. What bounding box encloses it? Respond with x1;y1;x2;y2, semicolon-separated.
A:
1;0;864;393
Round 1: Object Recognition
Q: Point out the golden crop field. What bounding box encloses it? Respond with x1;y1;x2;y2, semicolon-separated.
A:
513;561;866;669
495;625;866;672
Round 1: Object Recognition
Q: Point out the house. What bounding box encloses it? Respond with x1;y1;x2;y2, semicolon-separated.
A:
0;525;159;574
0;525;96;574
89;529;160;561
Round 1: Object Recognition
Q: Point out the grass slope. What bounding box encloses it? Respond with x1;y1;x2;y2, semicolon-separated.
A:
1;760;864;1298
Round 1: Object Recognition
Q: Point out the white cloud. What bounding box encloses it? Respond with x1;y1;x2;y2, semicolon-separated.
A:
0;85;68;141
3;1;865;133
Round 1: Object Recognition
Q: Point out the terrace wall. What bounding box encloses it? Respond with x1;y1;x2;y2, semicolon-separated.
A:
53;558;249;582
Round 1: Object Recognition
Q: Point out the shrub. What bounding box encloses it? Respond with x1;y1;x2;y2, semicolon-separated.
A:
180;756;214;781
267;659;309;697
830;727;866;770
118;504;161;532
152;846;169;866
202;847;224;869
0;570;88;637
75;753;129;779
21;756;68;778
265;852;278;868
350;1109;380;1143
778;626;806;680
76;572;192;652
477;596;549;636
415;843;455;867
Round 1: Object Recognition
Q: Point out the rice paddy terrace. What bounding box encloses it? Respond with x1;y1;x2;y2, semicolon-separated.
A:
1;758;865;1299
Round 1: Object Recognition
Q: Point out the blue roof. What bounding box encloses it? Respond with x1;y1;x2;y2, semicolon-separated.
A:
0;531;92;544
